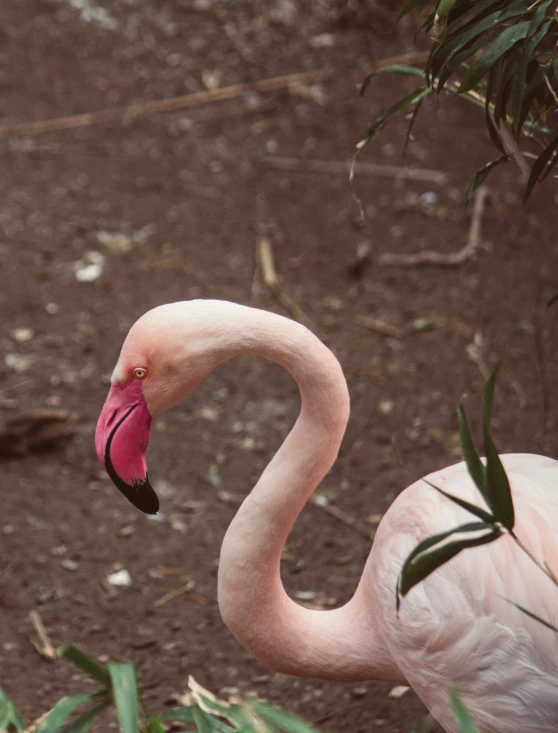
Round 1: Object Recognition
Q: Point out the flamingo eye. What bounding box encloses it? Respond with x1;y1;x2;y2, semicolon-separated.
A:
133;367;147;379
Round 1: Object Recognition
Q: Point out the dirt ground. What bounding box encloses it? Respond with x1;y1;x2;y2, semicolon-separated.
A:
1;1;557;731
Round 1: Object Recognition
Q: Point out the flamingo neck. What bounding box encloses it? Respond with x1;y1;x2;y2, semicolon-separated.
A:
211;305;401;683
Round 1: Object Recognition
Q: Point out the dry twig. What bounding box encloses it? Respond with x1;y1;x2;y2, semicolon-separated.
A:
355;314;405;339
255;236;316;330
263;156;448;185
311;496;375;540
154;579;196;608
0;69;333;139
379;185;490;267
29;610;56;661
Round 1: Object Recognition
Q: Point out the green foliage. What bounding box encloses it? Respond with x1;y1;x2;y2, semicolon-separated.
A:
397;362;513;603
357;0;558;202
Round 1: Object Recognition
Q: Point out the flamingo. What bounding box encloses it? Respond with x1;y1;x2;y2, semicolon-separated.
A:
95;300;558;733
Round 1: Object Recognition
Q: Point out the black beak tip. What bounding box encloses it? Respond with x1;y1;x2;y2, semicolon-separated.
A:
124;476;160;515
107;468;160;514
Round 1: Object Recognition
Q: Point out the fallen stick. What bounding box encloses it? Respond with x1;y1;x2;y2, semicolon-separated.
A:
0;68;333;139
255;236;316;330
264;156;448;185
311;495;375;540
379;185;490;267
355;314;405;339
154;579;196;608
29;610;56;661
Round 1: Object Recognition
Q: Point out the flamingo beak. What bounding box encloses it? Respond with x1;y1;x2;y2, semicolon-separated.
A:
95;383;160;514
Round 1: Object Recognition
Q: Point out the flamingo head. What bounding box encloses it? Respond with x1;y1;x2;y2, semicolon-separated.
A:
95;302;222;514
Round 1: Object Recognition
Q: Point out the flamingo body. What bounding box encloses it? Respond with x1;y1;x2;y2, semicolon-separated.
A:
95;300;558;733
371;454;558;732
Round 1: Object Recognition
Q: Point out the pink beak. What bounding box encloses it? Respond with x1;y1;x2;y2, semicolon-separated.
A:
95;381;159;514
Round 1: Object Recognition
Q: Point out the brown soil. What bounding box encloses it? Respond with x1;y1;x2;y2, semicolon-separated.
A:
1;2;557;732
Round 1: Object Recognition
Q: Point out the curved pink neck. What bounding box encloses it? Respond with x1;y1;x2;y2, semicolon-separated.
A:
213;305;401;683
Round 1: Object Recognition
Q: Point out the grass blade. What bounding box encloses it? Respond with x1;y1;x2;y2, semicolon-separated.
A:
524;131;558;201
156;708;196;723
548;293;558;307
0;688;25;732
34;694;96;733
251;700;321;733
58;700;111;733
457;404;488;504
108;663;139;733
501;597;558;633
58;645;110;688
449;688;481;733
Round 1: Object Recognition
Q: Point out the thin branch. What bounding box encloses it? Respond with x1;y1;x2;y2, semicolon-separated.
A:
0;69;333;139
379;185;490;267
263;156;448;185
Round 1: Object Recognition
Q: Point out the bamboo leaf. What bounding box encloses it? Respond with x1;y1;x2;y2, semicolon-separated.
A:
360;65;426;97
548;293;558;307
458;21;532;93
464;155;508;204
436;0;458;21
398;528;502;600
191;704;226;733
34;694;96;733
58;645;111;688
457;404;488;503
523;131;558;200
392;440;495;524
449;689;481;733
403;522;496;570
396;0;431;24
404;99;425;161
108;663;139;733
501;597;558;633
484;433;515;529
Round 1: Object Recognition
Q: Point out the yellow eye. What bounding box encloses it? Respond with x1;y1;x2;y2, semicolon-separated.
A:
133;368;147;379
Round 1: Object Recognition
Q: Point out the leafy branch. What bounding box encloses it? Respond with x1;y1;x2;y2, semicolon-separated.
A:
396;361;558;633
356;0;558;202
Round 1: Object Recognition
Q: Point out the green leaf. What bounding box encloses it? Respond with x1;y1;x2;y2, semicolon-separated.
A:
548;293;558;307
58;645;111;687
59;700;111;733
398;528;502;601
457;404;488;503
410;714;435;733
392;440;495;524
484;433;514;529
0;687;25;732
449;688;480;733
192;704;224;733
480;362;515;530
251;700;320;733
108;663;139;733
360;65;426;97
436;0;458;20
524;130;558;201
396;0;430;24
458;21;532;93
464;155;508;204
146;718;167;733
501;597;558;633
156;707;196;723
34;694;96;733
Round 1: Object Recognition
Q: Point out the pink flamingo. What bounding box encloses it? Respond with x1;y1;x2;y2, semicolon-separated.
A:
95;300;558;733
